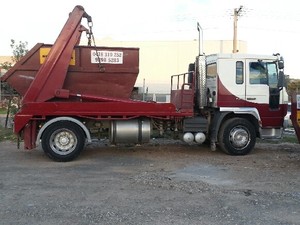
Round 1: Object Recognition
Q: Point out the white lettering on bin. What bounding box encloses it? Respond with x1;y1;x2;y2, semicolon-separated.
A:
91;50;123;64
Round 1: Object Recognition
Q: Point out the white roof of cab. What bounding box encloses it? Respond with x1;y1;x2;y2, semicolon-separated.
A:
206;53;279;63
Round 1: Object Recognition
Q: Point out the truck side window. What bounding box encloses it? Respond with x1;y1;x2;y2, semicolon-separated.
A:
236;61;244;84
249;62;268;85
267;63;278;88
207;63;217;78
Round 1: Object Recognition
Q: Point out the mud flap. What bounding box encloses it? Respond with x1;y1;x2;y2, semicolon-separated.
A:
23;121;37;150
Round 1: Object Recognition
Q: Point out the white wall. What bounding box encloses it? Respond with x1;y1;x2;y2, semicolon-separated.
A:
92;38;247;94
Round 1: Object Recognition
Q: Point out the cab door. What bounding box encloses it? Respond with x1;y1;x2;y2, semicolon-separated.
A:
245;59;284;127
215;59;247;107
245;59;270;105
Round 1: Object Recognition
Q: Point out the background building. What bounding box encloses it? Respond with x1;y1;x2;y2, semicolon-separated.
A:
93;39;247;101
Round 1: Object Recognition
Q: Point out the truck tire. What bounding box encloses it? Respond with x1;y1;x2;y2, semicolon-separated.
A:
41;121;85;162
218;118;256;155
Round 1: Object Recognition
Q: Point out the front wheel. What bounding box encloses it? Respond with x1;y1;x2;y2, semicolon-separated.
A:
41;121;85;162
218;118;256;155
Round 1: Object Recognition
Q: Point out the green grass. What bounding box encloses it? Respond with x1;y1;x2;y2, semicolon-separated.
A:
0;108;8;114
258;133;299;144
0;126;17;142
282;134;299;143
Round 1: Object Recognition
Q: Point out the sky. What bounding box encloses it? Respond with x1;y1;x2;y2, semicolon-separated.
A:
1;0;299;78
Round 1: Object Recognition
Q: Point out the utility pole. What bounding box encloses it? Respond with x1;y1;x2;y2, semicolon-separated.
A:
233;6;243;53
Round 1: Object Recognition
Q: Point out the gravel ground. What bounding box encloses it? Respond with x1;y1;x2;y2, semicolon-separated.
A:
0;138;300;225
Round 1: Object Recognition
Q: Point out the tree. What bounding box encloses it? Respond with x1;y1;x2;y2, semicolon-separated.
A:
0;39;28;128
0;61;12;71
0;39;28;72
1;39;28;97
287;80;300;92
10;39;28;63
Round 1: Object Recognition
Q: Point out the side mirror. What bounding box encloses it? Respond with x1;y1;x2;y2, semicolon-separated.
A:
278;56;284;70
278;71;285;89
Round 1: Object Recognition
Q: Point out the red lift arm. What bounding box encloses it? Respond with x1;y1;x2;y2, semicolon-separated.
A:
22;5;92;104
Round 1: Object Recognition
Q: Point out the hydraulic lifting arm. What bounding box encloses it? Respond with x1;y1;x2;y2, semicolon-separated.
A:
22;5;92;104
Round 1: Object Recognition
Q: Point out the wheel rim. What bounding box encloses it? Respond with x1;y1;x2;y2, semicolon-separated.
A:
229;126;250;149
49;128;77;155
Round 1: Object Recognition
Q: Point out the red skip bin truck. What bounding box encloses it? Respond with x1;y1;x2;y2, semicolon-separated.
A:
2;5;298;161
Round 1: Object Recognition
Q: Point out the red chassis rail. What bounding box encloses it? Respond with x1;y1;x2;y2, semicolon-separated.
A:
16;101;193;149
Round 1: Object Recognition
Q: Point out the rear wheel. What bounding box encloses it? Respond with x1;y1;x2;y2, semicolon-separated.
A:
218;118;256;155
42;121;85;162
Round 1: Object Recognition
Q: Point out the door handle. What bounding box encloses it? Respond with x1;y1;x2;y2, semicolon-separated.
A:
247;97;256;100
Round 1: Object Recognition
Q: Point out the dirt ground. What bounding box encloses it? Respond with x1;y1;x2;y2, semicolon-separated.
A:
0;138;300;225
